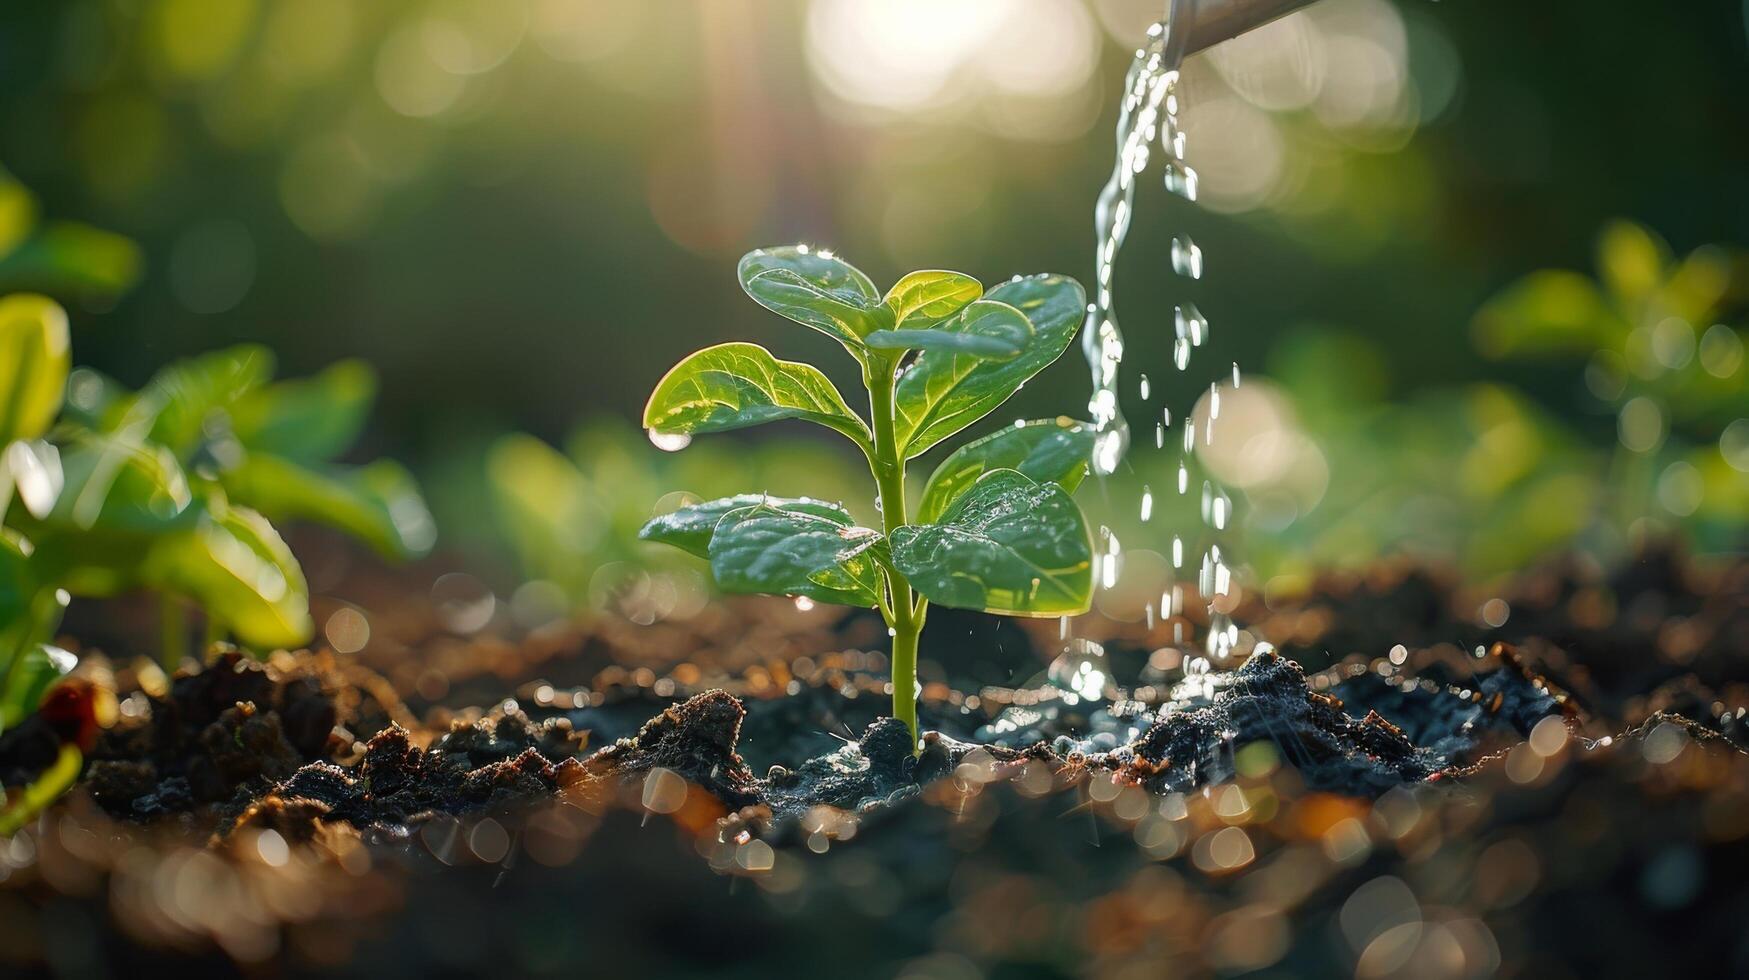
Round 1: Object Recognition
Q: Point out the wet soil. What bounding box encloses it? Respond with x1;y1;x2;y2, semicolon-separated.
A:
0;543;1744;977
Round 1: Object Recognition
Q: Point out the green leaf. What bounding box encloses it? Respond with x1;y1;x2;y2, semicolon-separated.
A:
0;293;70;445
707;504;885;607
230;359;376;463
917;418;1094;524
890;469;1091;617
138;344;276;457
1471;271;1619;359
143;502;312;651
222;453;436;560
645;342;869;446
894;274;1085;458
639;493;854;559
0;644;75;734
0;531;35;652
884;270;982;330
865;298;1033;359
46;433;194;534
738;246;886;349
0;221;142;300
1597;220;1666;310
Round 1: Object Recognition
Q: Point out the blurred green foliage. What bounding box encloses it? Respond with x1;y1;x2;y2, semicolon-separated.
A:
1;292;435;738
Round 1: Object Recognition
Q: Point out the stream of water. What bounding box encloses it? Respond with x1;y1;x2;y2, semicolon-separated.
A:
1053;0;1244;699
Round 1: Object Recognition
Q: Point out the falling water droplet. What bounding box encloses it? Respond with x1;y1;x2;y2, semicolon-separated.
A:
1171;535;1184;568
1162;406;1172;427
1140;485;1154;522
1170;237;1202;279
1174;338;1191;370
1176;303;1206;347
1155;422;1165;448
1232;362;1241;387
1139;373;1151;400
1209;383;1221;419
1178;461;1189;494
1163;160;1198;201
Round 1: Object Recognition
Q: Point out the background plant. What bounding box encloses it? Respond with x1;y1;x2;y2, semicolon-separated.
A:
637;246;1095;747
1;294;435;743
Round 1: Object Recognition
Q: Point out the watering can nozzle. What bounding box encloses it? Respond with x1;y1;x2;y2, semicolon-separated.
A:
1180;0;1324;56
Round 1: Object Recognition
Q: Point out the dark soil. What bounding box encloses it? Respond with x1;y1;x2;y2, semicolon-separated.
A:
0;543;1744;977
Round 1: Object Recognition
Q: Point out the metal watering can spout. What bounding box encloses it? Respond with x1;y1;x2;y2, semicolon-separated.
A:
1179;0;1324;56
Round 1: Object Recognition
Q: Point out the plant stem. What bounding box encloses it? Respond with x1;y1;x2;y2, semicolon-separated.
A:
864;355;926;754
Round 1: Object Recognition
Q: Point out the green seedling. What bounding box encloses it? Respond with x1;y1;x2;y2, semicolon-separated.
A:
638;246;1096;750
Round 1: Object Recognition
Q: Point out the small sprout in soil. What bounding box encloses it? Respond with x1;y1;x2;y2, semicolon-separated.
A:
639;246;1095;751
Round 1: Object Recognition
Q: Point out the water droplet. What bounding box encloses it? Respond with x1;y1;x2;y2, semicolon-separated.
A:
1175;303;1206;346
1048;638;1110;702
1171;536;1184;568
1155;422;1165;448
1209;383;1221;419
1174;337;1191;370
1170;237;1202;279
1140;486;1154;522
1139;373;1151;400
1232;362;1241;387
647;429;691;452
1163;160;1198;201
794;596;816;612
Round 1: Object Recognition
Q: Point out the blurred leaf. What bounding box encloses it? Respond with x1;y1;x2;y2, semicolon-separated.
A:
487;433;600;581
138;344;275;457
866;299;1032;359
895;274;1084;458
738;246;886;351
0;644;75;734
883;270;982;330
1596;220;1666;311
0;173;34;262
0;294;70;445
0;531;34;649
891;469;1091;617
46;433;193;535
0;743;81;835
223;453;435;559
230;358;375;463
707;503;884;608
644;342;869;446
917;418;1092;524
59;368;128;431
143;502;311;651
640;494;855;559
1472;270;1619;359
0;222;142;299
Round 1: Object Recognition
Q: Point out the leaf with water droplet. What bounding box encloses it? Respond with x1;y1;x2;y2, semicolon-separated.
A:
707;503;885;608
644;342;869;447
891;469;1091;617
865;298;1032;359
738;246;887;352
640;494;856;559
916;418;1095;524
882;270;982;331
894;274;1085;458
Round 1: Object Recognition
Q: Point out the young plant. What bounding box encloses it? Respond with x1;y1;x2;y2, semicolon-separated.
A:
638;247;1097;750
